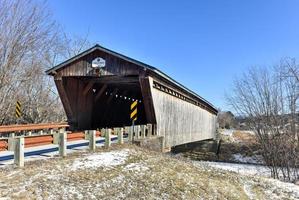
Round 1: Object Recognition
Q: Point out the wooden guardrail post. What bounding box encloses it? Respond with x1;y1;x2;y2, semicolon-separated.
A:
128;126;133;142
100;128;106;137
53;130;59;144
135;125;141;140
124;126;129;140
88;130;96;151
8;137;16;151
58;128;66;157
141;125;146;138
27;131;32;136
84;130;89;140
105;128;111;148
14;137;24;167
117;128;124;144
147;124;153;136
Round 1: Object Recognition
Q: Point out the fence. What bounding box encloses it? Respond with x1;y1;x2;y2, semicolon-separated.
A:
0;123;156;167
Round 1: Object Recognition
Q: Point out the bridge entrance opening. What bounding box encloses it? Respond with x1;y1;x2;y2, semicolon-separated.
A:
90;76;147;129
60;75;148;131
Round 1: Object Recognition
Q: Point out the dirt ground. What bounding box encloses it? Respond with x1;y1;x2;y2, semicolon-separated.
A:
0;144;298;200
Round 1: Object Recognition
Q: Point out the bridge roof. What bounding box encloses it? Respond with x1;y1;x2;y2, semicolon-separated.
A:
46;44;218;113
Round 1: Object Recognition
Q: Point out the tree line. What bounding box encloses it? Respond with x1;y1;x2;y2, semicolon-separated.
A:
227;59;299;182
0;0;90;125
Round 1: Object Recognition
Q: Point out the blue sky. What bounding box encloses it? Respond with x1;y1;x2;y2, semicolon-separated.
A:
48;0;299;111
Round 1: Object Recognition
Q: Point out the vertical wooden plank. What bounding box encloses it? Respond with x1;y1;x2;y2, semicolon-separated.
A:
54;78;74;122
139;76;156;124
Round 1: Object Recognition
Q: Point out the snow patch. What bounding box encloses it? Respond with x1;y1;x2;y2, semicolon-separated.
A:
232;153;263;164
70;149;129;170
124;163;149;172
196;161;271;177
243;183;256;200
221;129;234;136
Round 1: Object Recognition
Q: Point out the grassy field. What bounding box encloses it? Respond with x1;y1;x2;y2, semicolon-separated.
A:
0;144;298;200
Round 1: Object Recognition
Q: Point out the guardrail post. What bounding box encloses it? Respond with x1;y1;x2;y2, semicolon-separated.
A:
27;131;32;136
58;128;66;157
10;132;15;138
117;128;124;144
105;128;111;148
128;126;133;142
88;130;96;151
135;125;141;140
53;130;60;144
84;130;89;140
147;124;153;136
124;126;129;139
141;125;146;138
100;128;106;137
8;137;16;151
14;137;24;167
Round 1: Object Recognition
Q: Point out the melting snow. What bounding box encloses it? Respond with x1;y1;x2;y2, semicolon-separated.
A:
221;129;234;136
232;153;264;164
70;149;129;170
197;161;271;177
124;163;149;172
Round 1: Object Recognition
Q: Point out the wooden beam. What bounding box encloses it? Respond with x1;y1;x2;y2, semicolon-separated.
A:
86;76;139;84
83;82;94;96
94;84;107;102
139;76;156;124
54;78;74;122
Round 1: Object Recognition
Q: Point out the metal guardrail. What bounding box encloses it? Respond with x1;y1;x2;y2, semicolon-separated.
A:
0;122;69;150
0;123;154;152
0;122;69;134
0;124;153;167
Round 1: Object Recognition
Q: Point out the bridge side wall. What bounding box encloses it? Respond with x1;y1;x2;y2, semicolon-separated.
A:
149;78;217;148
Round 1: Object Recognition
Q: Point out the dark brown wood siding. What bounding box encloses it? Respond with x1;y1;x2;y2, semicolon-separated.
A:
56;50;141;78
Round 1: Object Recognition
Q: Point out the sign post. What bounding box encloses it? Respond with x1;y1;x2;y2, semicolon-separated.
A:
15;101;21;119
130;100;138;140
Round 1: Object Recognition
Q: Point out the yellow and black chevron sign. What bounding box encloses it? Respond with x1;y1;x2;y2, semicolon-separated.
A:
130;100;138;121
15;101;21;118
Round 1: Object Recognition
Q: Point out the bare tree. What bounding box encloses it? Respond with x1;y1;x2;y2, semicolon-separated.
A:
227;59;299;182
217;111;235;129
61;32;91;59
0;0;65;124
0;0;93;125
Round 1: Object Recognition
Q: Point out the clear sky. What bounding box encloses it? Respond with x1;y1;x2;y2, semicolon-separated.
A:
48;0;299;111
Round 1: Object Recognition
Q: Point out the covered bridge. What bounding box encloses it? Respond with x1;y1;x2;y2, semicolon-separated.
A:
46;44;218;149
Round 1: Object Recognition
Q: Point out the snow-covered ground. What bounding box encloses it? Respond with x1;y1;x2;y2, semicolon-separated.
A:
0;146;298;199
220;129;255;136
70;149;129;170
232;153;264;164
220;129;235;136
196;160;271;177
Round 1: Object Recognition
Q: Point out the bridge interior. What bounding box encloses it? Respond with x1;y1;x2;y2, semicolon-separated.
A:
62;75;148;131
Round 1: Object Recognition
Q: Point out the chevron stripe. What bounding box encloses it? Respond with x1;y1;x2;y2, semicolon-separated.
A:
130;100;138;110
130;108;137;120
16;101;21;118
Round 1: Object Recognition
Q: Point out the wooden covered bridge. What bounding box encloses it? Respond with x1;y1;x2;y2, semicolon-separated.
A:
46;44;218;149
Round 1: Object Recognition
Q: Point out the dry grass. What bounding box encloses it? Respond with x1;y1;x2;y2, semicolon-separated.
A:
0;144;298;199
232;131;257;144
